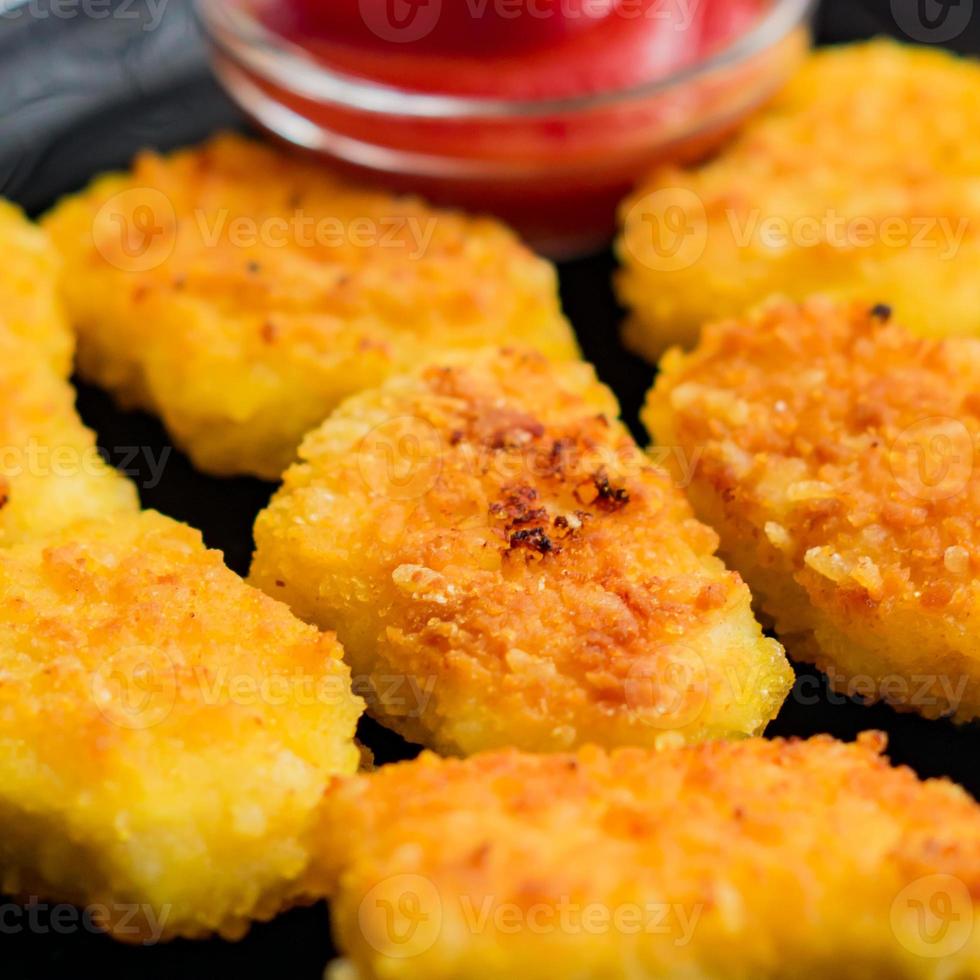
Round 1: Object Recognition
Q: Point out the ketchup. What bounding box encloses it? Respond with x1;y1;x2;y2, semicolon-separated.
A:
271;0;621;56
259;0;767;99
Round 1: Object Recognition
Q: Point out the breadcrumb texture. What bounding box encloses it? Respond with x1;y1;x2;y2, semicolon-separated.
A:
0;321;137;544
250;348;790;756
42;133;577;479
0;197;134;540
644;298;980;722
0;510;363;941
618;41;980;359
317;733;980;980
0;198;73;375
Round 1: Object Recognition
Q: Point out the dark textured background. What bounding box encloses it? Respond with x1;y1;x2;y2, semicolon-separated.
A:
2;1;978;975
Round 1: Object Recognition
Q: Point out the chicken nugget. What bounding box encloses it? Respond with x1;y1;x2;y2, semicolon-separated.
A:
42;134;578;479
618;41;980;360
0;509;363;941
0;321;137;544
314;733;980;979
0;198;73;375
644;298;980;722
250;347;791;755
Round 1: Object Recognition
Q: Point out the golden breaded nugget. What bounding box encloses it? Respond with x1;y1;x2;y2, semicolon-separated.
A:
315;733;980;979
0;321;137;543
0;198;73;374
250;348;791;755
618;41;980;359
644;298;980;722
43;134;578;479
0;510;363;941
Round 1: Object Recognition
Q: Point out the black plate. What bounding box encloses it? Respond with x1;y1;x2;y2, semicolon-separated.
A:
2;1;978;976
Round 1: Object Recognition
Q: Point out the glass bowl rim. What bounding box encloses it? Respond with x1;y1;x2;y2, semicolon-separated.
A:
196;0;818;121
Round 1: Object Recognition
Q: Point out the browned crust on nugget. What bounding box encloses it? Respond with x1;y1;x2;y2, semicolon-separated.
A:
645;298;980;721
252;348;791;755
0;510;363;941
314;733;980;979
42;134;577;478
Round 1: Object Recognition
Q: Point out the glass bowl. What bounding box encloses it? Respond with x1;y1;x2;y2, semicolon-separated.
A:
196;0;817;256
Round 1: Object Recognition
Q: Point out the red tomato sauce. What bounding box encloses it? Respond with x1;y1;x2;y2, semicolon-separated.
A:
259;0;766;100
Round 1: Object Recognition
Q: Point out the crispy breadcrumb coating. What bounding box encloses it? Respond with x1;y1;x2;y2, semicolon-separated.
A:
0;510;363;941
0;321;137;544
250;348;791;755
315;733;980;979
0;199;73;375
0;199;134;539
42;134;578;479
644;298;980;722
618;41;980;359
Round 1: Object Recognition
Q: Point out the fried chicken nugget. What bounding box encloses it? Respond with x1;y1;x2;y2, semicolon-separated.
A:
617;41;980;360
0;198;73;375
0;198;135;539
42;134;578;479
313;733;980;979
0;510;363;941
644;298;980;723
250;348;791;755
0;320;137;544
